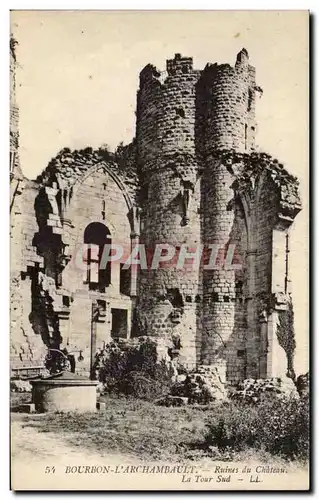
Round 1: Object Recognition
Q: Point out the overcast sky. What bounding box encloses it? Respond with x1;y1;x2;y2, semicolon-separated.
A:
11;10;309;373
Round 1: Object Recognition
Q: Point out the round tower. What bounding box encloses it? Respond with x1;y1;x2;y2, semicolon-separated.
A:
199;49;258;381
136;54;201;368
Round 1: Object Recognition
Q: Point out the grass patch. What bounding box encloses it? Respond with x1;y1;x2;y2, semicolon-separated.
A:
14;395;207;461
11;394;309;466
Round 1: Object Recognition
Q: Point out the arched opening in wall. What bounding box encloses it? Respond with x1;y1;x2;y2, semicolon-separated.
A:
83;222;111;292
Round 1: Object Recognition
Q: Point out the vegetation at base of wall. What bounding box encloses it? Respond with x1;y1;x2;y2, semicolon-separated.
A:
93;340;174;401
204;396;309;460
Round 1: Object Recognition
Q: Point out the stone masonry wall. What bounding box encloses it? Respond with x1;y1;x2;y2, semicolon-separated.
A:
253;172;282;378
135;49;284;377
196;48;258;156
255;174;278;303
62;165;132;291
198;50;257;381
10;181;46;371
10;34;46;372
61;166;132;373
200;156;249;382
137;54;200;366
31;155;134;376
11;145;136;374
136;54;202;368
228;152;301;379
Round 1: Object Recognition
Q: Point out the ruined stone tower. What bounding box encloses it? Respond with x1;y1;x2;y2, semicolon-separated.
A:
135;49;301;381
136;54;202;367
198;49;258;381
10;48;303;383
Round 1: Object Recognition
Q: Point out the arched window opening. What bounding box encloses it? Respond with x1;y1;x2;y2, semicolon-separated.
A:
83;222;111;292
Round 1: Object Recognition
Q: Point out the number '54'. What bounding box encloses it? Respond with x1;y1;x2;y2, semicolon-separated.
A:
45;466;56;474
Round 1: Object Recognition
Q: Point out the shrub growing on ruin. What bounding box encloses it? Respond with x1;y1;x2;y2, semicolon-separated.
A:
93;339;174;400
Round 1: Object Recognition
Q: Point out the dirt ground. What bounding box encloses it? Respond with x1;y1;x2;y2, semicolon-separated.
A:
11;414;142;490
11;413;134;465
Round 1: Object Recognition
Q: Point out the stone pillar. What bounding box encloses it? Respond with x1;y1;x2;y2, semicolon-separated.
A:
246;249;259;378
110;262;120;294
266;310;289;379
272;229;288;294
126;307;132;338
265;225;293;378
130;231;140;297
259;313;268;379
95;301;112;350
200;156;239;383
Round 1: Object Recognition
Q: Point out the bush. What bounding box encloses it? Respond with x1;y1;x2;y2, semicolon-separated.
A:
256;396;309;459
205;403;258;451
93;339;174;401
204;396;309;460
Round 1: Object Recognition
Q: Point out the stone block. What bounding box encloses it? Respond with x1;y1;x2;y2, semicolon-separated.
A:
19;403;36;413
155;395;188;407
97;402;106;411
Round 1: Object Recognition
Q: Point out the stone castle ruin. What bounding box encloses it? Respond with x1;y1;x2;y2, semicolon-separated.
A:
10;43;302;385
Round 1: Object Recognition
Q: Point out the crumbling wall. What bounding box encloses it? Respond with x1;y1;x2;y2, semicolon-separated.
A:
10;180;46;371
10;34;47;372
230;151;302;379
61;163;133;372
11;146;137;373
